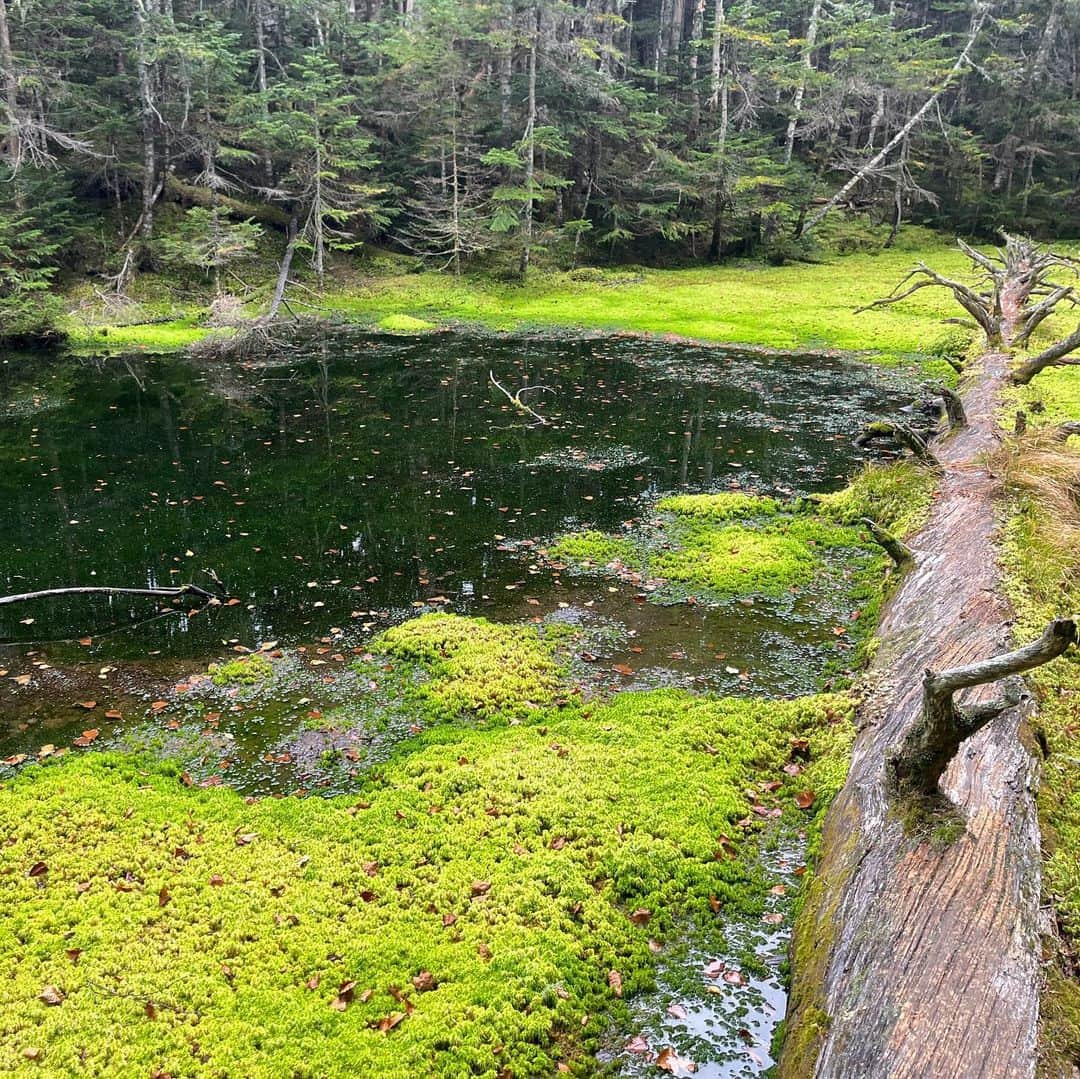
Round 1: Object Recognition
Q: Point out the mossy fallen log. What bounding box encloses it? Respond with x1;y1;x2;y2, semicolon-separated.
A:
164;173;293;231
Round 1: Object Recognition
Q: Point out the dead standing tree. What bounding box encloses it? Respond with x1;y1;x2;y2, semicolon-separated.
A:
857;233;1078;351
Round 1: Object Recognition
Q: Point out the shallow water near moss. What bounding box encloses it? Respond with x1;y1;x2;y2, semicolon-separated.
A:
0;328;910;790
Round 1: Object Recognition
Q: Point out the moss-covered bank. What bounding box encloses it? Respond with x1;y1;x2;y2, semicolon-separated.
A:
997;421;1080;1074
0;672;851;1077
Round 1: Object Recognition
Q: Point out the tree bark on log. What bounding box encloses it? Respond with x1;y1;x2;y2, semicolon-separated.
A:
781;344;1048;1079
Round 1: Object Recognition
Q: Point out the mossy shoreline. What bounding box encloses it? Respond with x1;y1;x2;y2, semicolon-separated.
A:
56;228;985;373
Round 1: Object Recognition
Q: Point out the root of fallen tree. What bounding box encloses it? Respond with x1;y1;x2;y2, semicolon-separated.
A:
781;343;1059;1078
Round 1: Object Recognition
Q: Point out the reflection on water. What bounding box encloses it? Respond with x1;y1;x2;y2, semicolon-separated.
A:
0;332;911;657
0;331;916;1077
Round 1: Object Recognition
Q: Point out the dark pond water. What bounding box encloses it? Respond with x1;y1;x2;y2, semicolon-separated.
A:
1;331;910;655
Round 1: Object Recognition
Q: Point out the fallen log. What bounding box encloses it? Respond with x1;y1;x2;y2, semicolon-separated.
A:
781;345;1049;1079
164;174;293;232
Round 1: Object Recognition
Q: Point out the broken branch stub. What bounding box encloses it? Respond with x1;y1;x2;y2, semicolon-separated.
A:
929;384;966;429
888;618;1078;800
859;517;913;566
855;421;940;468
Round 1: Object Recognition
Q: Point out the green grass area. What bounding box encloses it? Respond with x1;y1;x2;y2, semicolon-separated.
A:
54;228;987;362
0;636;852;1077
61;313;225;353
326;231;969;363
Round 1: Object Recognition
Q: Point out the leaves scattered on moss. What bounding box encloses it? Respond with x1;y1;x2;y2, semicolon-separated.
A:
0;686;852;1077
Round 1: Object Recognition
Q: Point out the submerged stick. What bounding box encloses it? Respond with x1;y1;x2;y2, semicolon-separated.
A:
489;371;553;426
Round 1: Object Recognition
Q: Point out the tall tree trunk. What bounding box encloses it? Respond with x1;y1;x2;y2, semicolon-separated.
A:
252;0;274;187
1030;0;1062;84
519;6;538;278
866;0;896;149
312;104;325;285
132;0;157;255
0;0;20;179
688;0;705;130
784;0;822;165
708;0;728;260
500;0;513;140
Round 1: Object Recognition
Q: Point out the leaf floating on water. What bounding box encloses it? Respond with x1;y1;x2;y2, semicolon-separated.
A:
703;959;725;979
612;663;634;677
667;1002;688;1020
656;1047;697;1075
72;729;99;747
626;1034;651;1056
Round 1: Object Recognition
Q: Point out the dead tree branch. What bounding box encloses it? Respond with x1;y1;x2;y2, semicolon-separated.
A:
1012;322;1080;384
856;264;1002;344
0;582;217;607
857;234;1077;350
887;618;1077;799
860;517;914;566
489;371;553;425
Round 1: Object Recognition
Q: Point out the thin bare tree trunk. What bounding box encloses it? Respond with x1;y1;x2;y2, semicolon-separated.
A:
252;0;274;187
263;216;299;323
0;0;20;178
519;6;538;278
132;0;157;253
783;0;822;165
